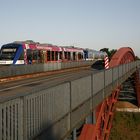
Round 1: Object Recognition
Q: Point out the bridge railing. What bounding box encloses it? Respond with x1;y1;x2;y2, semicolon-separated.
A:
0;60;140;140
0;98;23;140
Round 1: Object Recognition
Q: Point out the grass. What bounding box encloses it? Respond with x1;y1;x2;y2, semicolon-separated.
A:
109;112;140;140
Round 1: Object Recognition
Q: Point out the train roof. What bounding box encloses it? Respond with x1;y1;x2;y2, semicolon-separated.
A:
2;41;84;52
2;43;21;47
60;46;84;52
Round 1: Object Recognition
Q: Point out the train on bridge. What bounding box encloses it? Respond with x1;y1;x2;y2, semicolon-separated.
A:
0;41;107;65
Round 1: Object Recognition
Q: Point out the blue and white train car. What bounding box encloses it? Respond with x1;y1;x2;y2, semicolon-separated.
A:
83;48;107;60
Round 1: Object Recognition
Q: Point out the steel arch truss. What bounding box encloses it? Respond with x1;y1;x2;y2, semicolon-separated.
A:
79;47;136;140
109;47;135;67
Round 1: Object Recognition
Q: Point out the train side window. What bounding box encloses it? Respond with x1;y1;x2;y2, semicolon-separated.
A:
33;50;38;60
55;51;58;60
73;52;76;60
38;50;41;62
47;51;50;61
27;49;32;60
59;52;62;59
27;49;33;64
64;52;67;59
68;52;71;60
52;51;54;61
78;53;82;60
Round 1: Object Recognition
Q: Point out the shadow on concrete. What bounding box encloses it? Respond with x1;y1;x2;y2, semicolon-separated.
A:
33;121;60;140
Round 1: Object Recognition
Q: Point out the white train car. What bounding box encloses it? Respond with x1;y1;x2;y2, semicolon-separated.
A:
83;48;107;60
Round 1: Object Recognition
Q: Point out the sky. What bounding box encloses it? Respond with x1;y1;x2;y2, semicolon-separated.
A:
0;0;140;56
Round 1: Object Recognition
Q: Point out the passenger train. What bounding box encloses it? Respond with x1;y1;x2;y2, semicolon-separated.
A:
0;41;107;65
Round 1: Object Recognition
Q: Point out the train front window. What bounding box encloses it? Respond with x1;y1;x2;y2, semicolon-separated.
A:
0;47;17;60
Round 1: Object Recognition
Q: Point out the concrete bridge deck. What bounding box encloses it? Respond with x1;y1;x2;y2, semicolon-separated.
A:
0;60;139;140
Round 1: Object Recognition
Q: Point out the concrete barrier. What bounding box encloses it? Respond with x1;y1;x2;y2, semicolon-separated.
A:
0;61;94;78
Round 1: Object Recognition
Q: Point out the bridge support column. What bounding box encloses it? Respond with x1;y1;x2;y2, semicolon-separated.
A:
72;128;77;140
85;110;96;125
85;113;93;124
79;87;121;140
93;110;96;124
135;70;140;107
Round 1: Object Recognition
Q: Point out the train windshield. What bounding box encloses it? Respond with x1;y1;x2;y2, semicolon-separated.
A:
0;44;18;60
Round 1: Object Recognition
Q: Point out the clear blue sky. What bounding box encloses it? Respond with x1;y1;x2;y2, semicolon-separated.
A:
0;0;140;56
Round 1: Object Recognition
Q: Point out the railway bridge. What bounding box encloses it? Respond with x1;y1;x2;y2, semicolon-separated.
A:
0;47;140;140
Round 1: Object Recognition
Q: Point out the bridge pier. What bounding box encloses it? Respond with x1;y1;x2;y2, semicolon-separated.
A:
79;87;121;140
93;110;96;124
135;70;140;107
72;128;77;140
85;112;93;124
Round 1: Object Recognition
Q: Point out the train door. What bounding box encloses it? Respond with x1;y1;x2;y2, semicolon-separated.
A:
27;49;32;64
78;52;84;60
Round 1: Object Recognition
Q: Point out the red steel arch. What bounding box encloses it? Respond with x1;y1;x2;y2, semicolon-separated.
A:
109;47;135;67
79;47;136;140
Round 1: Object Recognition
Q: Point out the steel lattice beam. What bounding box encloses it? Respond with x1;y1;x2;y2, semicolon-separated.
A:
79;47;136;140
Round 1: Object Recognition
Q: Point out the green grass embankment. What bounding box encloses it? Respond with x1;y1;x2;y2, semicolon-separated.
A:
109;112;140;140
